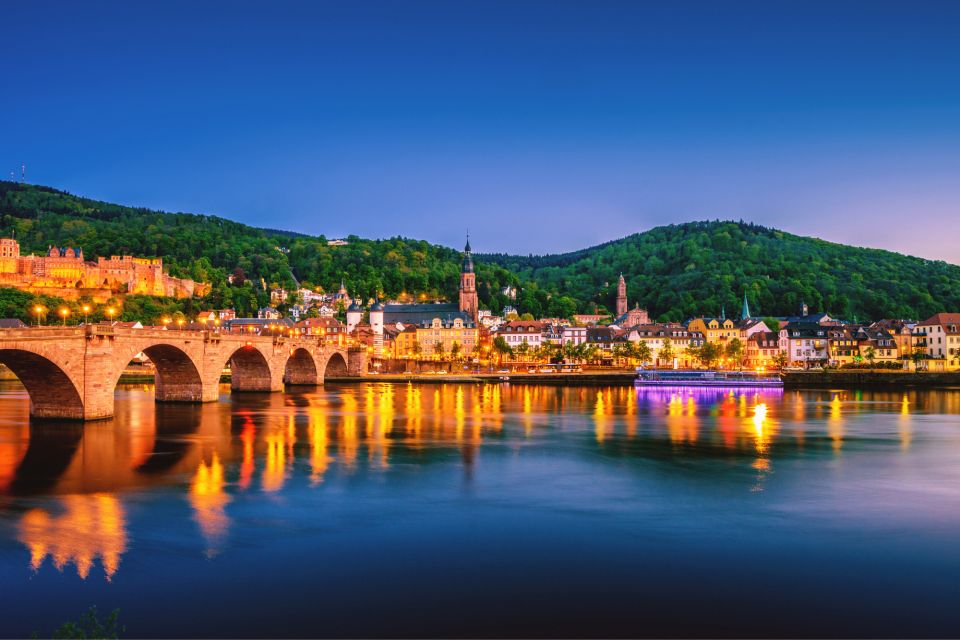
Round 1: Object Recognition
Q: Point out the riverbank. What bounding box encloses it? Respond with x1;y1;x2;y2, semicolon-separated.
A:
783;371;960;389
327;371;638;385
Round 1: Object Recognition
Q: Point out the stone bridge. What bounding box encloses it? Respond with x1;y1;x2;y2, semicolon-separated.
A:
0;325;366;421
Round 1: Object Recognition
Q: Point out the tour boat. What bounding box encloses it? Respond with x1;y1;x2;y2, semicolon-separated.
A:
635;369;783;388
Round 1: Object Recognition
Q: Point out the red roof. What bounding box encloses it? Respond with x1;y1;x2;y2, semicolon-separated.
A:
918;313;960;327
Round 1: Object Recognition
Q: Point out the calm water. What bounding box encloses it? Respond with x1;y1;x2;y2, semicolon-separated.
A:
1;381;960;638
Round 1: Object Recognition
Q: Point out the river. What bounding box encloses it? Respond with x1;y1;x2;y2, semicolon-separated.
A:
1;381;959;637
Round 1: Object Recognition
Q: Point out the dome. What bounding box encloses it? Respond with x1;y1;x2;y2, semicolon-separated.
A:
347;302;362;313
370;301;384;312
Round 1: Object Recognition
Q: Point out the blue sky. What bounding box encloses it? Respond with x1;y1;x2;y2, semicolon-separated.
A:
3;1;959;261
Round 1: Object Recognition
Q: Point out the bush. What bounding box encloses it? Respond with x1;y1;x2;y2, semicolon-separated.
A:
839;361;903;370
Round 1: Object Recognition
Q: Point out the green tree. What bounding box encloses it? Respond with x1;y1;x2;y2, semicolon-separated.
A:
634;340;652;365
658;338;674;367
698;342;723;369
772;350;789;370
725;337;745;370
492;336;512;366
515;339;531;361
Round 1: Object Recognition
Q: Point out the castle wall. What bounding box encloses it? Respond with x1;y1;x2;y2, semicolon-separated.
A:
0;239;205;299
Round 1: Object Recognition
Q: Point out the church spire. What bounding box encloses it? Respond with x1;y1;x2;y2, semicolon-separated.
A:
461;233;474;274
741;291;751;320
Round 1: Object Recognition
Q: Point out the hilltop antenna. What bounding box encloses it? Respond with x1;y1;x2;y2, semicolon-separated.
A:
20;164;25;184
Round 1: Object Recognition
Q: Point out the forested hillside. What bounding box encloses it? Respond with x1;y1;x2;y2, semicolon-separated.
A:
0;181;519;316
481;221;960;321
2;182;958;322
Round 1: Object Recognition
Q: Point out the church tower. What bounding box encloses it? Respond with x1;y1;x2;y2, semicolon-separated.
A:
458;235;478;322
616;273;628;317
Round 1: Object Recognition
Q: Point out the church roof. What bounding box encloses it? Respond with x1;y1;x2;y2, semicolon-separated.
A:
382;303;472;326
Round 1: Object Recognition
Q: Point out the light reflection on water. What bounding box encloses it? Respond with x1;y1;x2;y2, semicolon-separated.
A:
0;381;959;637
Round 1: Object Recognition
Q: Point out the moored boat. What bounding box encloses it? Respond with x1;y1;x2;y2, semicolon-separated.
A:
635;369;784;388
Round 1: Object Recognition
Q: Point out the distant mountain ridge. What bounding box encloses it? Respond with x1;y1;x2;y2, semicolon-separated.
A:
1;180;958;321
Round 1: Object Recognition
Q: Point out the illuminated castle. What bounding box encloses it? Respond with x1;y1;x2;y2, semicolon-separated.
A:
0;237;208;299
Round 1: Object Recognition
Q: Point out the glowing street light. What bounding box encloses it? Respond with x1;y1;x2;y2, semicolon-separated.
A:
106;307;117;322
177;317;185;331
81;304;91;324
162;316;171;329
59;307;70;326
33;304;46;326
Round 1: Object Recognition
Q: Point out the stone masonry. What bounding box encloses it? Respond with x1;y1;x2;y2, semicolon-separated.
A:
0;325;364;421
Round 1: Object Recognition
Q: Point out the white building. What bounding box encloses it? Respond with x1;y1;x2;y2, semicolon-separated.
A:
781;322;831;366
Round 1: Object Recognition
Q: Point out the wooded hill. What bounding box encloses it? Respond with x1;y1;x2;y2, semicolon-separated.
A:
2;181;958;322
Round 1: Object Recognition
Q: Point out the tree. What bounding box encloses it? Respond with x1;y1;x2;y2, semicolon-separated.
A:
433;341;445;361
684;345;701;368
725;337;744;370
411;341;423;358
516;339;531;361
585;345;604;364
697;342;723;369
910;345;927;371
772;350;789;370
492;336;512;366
634;340;652;366
864;345;876;367
450;341;462;362
612;342;633;364
659;338;674;367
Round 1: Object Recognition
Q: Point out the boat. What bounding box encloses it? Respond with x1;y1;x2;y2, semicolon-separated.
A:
635;369;783;388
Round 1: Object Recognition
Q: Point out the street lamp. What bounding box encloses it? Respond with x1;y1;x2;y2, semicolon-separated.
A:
81;304;91;324
33;304;46;326
106;307;116;323
162;316;171;329
177;317;185;331
59;307;70;326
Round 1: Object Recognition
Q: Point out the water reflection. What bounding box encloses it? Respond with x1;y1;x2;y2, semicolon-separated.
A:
0;382;958;584
190;453;229;557
17;493;127;580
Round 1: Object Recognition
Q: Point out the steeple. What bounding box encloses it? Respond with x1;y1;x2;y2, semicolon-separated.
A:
459;233;478;321
616;273;628;317
461;233;474;274
720;305;726;321
741;291;751;320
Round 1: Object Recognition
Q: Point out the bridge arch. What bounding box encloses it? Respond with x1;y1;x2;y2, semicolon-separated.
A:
322;351;349;380
227;345;275;392
0;348;85;420
284;348;318;386
110;342;206;403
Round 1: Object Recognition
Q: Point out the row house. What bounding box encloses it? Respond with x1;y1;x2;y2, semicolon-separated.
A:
562;326;588;346
914;313;960;371
869;319;917;356
296;317;347;346
414;316;480;359
586;326;621;358
494;320;546;350
781;322;831;366
622;323;705;368
744;331;786;369
687;316;739;343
